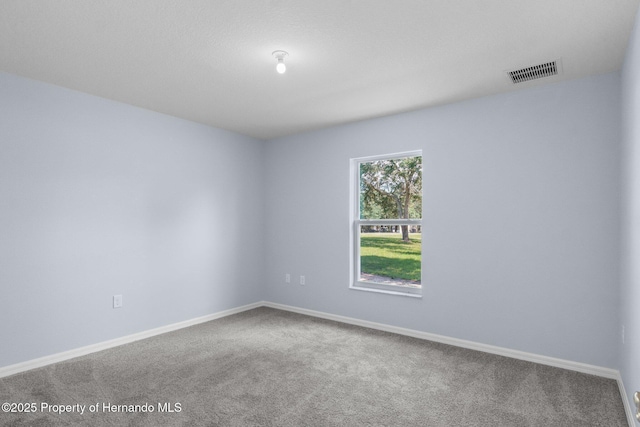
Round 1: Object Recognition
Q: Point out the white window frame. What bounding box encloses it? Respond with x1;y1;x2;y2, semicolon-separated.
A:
350;150;423;298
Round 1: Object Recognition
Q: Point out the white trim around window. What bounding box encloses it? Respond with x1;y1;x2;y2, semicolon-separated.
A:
349;151;423;297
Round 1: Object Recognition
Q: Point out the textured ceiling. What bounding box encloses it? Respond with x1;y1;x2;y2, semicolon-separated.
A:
1;1;638;140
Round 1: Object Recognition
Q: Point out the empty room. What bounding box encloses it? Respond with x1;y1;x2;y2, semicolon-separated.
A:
2;1;640;426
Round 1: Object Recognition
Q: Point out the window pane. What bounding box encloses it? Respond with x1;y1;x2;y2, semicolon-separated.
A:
359;156;422;220
359;226;421;288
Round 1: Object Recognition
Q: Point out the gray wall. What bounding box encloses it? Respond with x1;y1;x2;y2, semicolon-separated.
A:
0;67;624;373
0;72;265;367
264;73;622;368
621;4;640;418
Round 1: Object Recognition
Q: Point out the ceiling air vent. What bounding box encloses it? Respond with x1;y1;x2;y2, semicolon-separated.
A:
507;61;559;84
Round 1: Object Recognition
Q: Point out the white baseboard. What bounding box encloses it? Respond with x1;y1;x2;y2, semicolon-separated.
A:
262;301;620;380
617;372;637;427
0;301;262;379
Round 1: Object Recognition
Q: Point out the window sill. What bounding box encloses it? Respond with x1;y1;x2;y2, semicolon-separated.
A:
349;285;423;299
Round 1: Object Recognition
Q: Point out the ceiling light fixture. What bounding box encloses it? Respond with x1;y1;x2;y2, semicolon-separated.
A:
272;50;288;74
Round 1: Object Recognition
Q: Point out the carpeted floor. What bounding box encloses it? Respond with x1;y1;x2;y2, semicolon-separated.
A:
0;307;628;426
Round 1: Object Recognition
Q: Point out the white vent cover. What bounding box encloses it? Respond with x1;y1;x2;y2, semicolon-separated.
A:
507;61;559;84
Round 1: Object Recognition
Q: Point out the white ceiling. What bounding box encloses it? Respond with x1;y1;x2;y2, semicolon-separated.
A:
1;1;638;140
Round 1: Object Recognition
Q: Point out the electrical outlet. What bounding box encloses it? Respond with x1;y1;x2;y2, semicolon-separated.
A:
300;275;305;285
285;274;291;283
113;294;123;308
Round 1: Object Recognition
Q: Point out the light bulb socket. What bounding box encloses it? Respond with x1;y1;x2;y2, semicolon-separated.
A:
272;50;289;74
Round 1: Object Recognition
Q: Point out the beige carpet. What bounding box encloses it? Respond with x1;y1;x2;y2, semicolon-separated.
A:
0;307;628;426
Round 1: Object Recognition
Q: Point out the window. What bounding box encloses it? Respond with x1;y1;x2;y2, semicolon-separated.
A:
350;151;423;296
